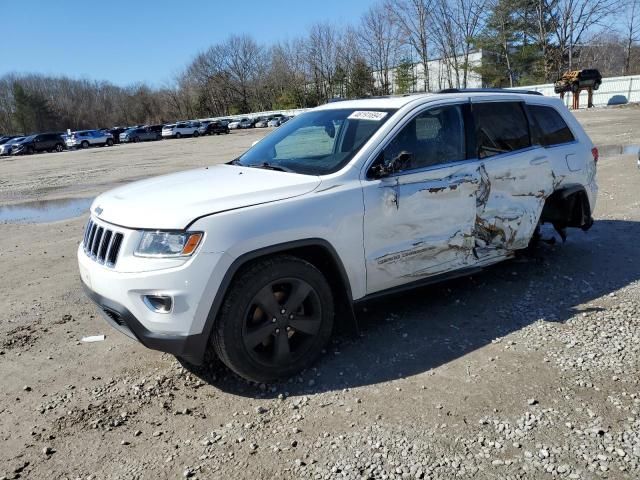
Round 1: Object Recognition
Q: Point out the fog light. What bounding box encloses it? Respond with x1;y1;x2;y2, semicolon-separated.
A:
143;295;173;314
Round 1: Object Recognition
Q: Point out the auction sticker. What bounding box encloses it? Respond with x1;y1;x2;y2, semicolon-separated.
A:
348;111;388;121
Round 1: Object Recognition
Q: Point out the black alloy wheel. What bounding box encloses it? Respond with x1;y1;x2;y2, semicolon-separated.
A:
212;255;334;383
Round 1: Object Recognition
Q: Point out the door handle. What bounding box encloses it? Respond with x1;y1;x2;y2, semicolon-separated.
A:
530;155;548;166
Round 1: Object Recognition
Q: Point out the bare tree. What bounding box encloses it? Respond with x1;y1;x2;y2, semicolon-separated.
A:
622;0;640;74
359;2;402;94
551;0;618;73
386;0;432;91
306;23;342;102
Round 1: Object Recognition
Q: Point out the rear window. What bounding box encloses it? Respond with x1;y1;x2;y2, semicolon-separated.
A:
473;102;531;158
528;104;575;146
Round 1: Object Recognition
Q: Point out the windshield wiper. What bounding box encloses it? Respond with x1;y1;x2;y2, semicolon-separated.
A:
250;162;294;173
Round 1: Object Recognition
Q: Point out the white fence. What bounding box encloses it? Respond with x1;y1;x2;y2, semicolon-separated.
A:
199;75;640;121
512;75;640;109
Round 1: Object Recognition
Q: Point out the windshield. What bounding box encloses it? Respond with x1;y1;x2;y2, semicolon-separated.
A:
236;108;395;175
7;137;24;144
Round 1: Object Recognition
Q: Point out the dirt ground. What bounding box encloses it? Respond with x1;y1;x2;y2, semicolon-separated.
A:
0;108;639;480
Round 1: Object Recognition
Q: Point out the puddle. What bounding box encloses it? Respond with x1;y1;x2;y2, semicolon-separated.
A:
0;197;93;224
598;144;640;157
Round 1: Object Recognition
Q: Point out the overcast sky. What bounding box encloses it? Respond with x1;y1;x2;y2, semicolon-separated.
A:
2;0;376;86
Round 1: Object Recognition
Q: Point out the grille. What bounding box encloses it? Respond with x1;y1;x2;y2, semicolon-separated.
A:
83;219;124;267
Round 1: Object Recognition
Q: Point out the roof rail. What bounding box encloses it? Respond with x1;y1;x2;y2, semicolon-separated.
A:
438;88;543;96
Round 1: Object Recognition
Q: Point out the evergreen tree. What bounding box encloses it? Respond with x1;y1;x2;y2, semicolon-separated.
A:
395;58;414;94
348;59;374;98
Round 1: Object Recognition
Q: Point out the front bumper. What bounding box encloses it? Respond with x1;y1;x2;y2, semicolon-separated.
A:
81;281;208;364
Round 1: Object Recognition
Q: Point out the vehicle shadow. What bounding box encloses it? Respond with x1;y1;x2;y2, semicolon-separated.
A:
185;219;640;397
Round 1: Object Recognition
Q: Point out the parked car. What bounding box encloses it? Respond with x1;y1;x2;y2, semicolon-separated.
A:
267;118;281;127
0;136;25;155
280;116;291;124
161;122;200;138
10;133;66;155
0;135;20;145
120;127;162;143
66;130;114;149
106;127;127;144
218;118;232;126
554;69;602;94
197;121;213;135
228;118;252;129
79;90;598;383
254;117;270;128
203;121;230;135
146;124;164;135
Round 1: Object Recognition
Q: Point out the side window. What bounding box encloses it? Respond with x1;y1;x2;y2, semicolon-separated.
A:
383;104;465;171
528;105;575;146
474;102;530;158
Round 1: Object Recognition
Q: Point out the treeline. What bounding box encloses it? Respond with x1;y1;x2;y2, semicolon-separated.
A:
1;0;639;135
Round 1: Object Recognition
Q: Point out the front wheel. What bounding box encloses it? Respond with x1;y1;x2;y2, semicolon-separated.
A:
212;255;334;383
81;141;89;149
55;143;64;152
175;132;182;139
193;130;200;137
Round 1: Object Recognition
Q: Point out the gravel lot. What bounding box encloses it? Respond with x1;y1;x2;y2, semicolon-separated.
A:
0;107;639;480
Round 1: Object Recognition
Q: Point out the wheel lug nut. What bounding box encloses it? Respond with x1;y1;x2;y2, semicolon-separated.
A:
286;326;291;331
280;309;286;314
272;318;277;323
289;314;294;319
275;328;280;334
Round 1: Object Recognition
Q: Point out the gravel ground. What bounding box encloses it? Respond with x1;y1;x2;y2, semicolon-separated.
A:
0;107;639;480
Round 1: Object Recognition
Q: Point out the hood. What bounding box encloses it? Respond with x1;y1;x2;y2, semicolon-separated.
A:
91;164;321;229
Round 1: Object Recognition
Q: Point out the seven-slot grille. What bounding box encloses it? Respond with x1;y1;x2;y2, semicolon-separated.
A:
83;219;124;267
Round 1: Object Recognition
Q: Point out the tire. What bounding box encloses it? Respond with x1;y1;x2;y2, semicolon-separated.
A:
212;255;334;383
133;137;140;143
27;147;34;155
81;141;89;149
106;138;114;146
193;130;200;138
156;134;162;141
175;132;182;139
55;143;64;152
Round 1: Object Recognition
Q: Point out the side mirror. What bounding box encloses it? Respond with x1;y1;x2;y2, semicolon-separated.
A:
370;151;413;179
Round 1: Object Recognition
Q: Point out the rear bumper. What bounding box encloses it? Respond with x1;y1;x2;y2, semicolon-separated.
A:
82;281;208;364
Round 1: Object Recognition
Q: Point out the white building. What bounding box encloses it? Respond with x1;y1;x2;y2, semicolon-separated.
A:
374;50;484;93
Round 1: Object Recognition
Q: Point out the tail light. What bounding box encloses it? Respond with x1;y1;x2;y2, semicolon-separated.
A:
591;147;599;164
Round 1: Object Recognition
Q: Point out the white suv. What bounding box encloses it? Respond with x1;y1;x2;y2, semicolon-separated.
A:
66;130;114;148
78;91;598;382
161;122;200;139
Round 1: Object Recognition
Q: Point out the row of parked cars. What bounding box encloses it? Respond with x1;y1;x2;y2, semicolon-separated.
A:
229;114;291;129
0;114;293;157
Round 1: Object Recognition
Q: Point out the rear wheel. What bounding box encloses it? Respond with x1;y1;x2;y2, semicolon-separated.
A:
106;138;114;146
212;255;334;383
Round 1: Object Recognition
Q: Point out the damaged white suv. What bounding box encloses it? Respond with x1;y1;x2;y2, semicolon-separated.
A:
79;90;598;382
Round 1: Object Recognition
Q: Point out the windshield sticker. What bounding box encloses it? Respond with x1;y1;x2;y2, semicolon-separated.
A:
348;111;388;121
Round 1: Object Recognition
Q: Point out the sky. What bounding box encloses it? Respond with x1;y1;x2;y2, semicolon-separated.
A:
1;0;375;87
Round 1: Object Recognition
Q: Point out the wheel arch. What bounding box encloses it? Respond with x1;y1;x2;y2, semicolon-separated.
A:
540;185;593;230
193;239;357;365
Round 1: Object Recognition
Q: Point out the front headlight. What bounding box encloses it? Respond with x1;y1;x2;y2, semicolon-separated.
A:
134;231;203;258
